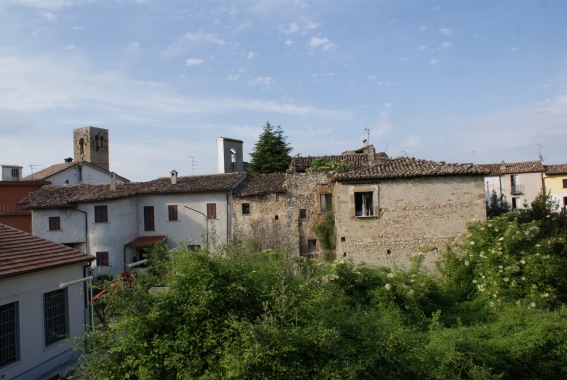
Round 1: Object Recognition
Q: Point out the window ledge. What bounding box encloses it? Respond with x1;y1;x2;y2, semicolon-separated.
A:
354;215;378;219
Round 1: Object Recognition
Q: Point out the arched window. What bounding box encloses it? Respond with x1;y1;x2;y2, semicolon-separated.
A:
78;138;85;155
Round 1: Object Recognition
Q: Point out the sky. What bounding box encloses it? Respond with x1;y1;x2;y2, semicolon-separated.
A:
1;0;566;182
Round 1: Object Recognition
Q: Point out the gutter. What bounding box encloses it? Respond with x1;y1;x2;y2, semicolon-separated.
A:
73;207;89;256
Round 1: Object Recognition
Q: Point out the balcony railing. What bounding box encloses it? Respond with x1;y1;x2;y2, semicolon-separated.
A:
510;184;524;195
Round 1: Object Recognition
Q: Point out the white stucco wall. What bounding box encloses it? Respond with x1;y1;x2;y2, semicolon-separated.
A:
47;166;127;186
32;209;87;245
485;172;544;209
0;264;89;380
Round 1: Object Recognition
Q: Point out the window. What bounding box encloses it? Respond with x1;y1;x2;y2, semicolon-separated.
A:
168;205;178;221
0;302;18;367
242;203;251;215
563;197;567;211
308;239;317;253
320;194;332;212
563;179;567;188
44;289;68;346
96;251;109;267
94;205;108;223
144;206;155;231
511;197;519;210
299;209;307;219
207;203;217;219
78;165;83;181
355;192;374;216
10;168;19;181
48;216;61;231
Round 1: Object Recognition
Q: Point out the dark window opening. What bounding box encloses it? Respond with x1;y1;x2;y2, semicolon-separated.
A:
275;215;279;220
207;203;217;219
96;251;109;267
49;216;61;231
320;194;332;212
94;205;108;223
144;206;155;231
0;302;18;367
512;197;518;210
44;289;68;346
299;209;307;219
308;239;317;253
168;205;178;221
242;203;251;215
188;245;201;251
340;237;346;242
355;192;374;216
563;179;567;189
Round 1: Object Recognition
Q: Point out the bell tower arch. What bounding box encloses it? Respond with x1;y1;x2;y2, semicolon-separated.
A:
73;127;110;171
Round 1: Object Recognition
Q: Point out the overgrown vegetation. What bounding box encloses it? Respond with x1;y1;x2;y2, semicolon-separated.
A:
307;157;352;174
73;193;567;379
312;213;336;251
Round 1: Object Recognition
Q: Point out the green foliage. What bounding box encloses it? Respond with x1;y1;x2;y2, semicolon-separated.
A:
486;190;510;218
247;122;292;175
312;213;336;251
74;192;567;380
307;157;352;174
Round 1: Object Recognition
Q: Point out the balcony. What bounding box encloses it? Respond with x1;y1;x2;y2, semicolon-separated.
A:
510;184;524;195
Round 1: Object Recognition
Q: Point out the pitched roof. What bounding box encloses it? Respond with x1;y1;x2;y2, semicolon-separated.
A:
480;161;545;175
0;223;93;279
233;173;286;197
544;164;567;175
20;172;247;209
23;161;130;183
290;155;372;173
335;157;488;181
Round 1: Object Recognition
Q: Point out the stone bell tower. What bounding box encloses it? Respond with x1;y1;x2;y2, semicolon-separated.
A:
73;127;110;171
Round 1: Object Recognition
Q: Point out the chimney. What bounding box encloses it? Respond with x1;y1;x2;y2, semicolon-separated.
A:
110;172;116;190
171;170;178;185
64;157;73;163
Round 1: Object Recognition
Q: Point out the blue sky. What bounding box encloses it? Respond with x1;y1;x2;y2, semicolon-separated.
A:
1;0;566;181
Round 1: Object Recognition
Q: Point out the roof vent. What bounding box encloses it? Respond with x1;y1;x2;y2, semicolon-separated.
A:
64;157;73;163
171;170;178;185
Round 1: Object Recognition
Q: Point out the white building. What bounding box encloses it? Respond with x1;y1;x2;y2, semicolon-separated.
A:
0;223;93;380
21;171;246;276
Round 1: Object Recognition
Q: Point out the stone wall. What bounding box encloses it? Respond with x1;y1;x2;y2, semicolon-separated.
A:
334;175;487;270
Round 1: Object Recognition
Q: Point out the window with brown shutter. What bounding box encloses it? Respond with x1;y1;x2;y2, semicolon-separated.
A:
207;203;216;219
168;205;178;221
94;205;108;223
96;251;109;267
144;206;155;231
49;216;61;231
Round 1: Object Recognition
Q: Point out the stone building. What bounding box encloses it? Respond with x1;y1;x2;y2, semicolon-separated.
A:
333;157;488;270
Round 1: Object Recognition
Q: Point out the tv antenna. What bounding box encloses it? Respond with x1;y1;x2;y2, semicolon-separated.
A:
363;127;370;146
187;155;199;175
537;143;546;162
29;164;42;179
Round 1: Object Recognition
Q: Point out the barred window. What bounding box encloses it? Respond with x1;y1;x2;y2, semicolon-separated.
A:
44;289;68;346
0;302;18;367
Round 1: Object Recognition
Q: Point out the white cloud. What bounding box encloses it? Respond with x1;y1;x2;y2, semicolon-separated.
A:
429;58;438;66
279;22;299;34
41;11;57;22
284;39;295;46
249;76;274;86
438;27;453;36
441;42;452;49
247;51;257;60
312;72;334;79
309;36;335;51
64;44;76;50
418;45;428;51
419;25;428;31
161;31;225;59
185;58;204;66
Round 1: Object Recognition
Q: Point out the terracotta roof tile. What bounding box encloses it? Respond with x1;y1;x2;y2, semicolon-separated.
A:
335;157;488;181
20;173;247;209
23;162;130;182
480;161;545;175
234;173;286;197
0;223;93;279
126;235;167;247
545;164;567;175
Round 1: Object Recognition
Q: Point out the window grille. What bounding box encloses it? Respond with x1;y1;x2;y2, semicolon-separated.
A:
44;289;68;346
0;302;18;367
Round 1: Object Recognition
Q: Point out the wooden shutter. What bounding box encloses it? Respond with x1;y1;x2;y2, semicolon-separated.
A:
207;203;216;219
144;206;155;231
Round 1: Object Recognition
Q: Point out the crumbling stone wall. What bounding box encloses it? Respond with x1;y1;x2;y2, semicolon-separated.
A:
334;175;487;271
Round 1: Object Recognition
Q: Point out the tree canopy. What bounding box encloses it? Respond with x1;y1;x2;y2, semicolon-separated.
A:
247;122;292;175
72;194;567;379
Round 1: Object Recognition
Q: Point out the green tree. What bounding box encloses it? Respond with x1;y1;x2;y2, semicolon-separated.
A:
248;122;292;175
486;190;510;218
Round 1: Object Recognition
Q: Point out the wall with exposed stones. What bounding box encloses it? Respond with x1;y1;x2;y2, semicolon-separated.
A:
334;175;487;271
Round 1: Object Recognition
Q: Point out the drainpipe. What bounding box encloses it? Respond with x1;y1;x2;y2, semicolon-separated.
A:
73;208;89;256
226;191;230;241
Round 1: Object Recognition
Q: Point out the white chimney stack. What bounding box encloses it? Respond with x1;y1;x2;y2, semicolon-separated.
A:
171;170;178;185
110;172;117;190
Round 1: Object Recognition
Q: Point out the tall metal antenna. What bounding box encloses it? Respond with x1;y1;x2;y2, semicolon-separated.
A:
537;143;546;162
29;164;42;179
187;155;199;175
363;127;370;146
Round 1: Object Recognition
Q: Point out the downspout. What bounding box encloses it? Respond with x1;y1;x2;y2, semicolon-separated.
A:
123;245;127;273
226;191;230;242
73;208;89;256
